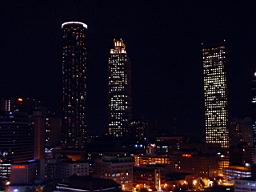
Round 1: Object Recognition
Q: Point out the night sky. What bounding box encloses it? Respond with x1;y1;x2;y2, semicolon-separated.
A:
0;1;255;139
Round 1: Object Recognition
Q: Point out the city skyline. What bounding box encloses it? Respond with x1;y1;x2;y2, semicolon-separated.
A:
0;1;255;138
0;1;256;191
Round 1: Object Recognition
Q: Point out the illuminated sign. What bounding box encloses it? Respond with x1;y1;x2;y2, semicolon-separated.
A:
182;154;192;158
13;165;25;169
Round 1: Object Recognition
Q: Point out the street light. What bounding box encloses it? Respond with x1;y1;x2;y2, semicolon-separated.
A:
193;180;197;186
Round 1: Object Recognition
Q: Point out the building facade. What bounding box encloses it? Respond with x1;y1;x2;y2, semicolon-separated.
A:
55;176;122;192
234;178;256;192
134;155;171;166
94;155;133;191
130;120;147;143
0;111;34;179
61;21;87;148
252;70;256;163
60;161;89;178
223;166;251;181
202;41;229;148
32;111;45;161
108;39;132;137
0;112;34;163
10;161;39;185
45;113;62;148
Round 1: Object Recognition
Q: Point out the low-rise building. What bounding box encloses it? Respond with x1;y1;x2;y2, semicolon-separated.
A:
224;166;251;180
235;178;256;192
134;155;171;166
10;160;39;185
54;176;122;192
94;155;133;191
46;159;89;179
60;161;89;178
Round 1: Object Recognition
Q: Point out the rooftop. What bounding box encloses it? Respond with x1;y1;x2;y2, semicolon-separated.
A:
56;176;121;191
61;21;87;29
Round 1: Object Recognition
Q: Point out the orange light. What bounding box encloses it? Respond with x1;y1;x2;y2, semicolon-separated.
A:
13;165;25;169
182;154;192;158
193;180;197;185
17;98;23;103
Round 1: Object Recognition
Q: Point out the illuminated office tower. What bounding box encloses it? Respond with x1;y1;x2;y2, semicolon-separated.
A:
202;41;229;148
108;39;132;137
61;21;87;148
251;70;256;162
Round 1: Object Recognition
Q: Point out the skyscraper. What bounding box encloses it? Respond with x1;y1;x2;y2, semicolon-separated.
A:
0;111;34;179
202;41;229;148
62;21;87;148
45;112;62;148
251;70;256;162
108;39;132;137
32;111;45;161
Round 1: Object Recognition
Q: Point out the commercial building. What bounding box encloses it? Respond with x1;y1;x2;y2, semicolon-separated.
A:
0;163;11;180
234;178;256;192
45;113;62;148
55;176;122;192
0;111;33;163
133;166;162;191
94;155;133;191
134;155;171;166
32;111;45;161
10;161;39;185
60;161;89;178
45;158;89;180
0;97;41;114
130;120;147;143
61;21;88;149
108;39;132;137
202;41;229;148
0;98;46;180
170;153;220;177
0;112;34;180
229;118;253;166
224;166;251;180
251;70;256;163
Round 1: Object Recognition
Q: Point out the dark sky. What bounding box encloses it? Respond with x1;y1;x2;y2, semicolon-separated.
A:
0;1;255;138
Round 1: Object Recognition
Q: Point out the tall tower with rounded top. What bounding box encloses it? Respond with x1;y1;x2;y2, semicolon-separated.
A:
61;21;87;149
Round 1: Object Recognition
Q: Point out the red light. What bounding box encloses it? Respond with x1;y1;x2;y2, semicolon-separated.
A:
182;154;192;158
13;165;25;169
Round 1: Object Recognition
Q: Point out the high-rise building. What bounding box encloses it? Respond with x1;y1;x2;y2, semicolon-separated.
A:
32;111;45;161
0;111;34;179
0;111;34;163
202;41;229;148
0;98;14;112
61;21;87;148
108;39;132;137
251;70;256;163
229;118;253;165
45;112;62;148
0;97;41;113
130;120;147;143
